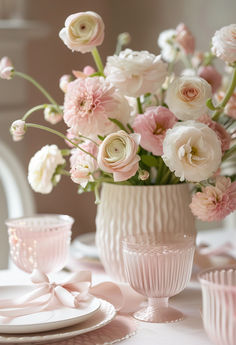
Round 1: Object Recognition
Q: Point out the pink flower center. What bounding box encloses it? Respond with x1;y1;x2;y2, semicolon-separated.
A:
76;92;98;116
180;86;199;102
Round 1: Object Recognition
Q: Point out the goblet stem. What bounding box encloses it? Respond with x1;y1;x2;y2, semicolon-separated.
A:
133;296;184;323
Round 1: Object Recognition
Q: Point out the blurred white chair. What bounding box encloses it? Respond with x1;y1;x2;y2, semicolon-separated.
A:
0;140;35;268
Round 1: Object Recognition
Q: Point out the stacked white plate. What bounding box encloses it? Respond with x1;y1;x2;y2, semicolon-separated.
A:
0;285;116;344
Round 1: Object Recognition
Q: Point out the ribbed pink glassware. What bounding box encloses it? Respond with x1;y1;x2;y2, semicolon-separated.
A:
199;267;236;345
6;214;74;273
122;233;195;323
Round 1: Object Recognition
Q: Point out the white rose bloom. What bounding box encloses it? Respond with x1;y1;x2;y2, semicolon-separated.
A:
211;24;236;64
104;49;167;98
28;145;65;194
162;121;222;182
157;29;178;62
165;76;212;120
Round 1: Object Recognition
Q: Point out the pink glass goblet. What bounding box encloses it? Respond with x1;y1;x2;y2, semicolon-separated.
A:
6;214;74;273
199;267;236;345
122;233;195;323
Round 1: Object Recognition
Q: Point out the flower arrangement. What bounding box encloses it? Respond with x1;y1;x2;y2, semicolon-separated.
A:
2;11;236;222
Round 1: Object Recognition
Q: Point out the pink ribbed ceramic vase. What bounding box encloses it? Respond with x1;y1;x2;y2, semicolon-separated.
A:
96;183;196;282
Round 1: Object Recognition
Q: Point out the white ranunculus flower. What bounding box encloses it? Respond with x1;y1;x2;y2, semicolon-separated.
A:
28;145;65;194
165;76;212;120
162;121;222;182
211;24;236;64
104;49;167;98
59;11;104;53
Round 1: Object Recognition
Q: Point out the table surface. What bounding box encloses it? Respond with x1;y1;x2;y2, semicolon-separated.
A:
1;228;235;345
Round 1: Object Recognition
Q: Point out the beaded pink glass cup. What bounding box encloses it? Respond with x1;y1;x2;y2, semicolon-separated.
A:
6;214;74;273
199;267;236;345
122;233;195;323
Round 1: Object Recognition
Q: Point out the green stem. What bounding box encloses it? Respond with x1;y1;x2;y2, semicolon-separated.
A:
22;104;48;121
91;48;104;76
25;123;97;160
15;71;60;111
59;169;71;176
137;97;143;114
168;48;178;75
212;67;236;121
79;134;99;146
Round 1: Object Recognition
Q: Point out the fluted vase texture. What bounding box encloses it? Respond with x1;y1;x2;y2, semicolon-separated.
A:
96;183;196;282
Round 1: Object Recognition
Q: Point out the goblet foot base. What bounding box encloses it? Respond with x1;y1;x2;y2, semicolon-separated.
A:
133;305;184;323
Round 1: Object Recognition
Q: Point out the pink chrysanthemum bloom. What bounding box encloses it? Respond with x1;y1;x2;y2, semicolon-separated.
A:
198;114;231;153
133;106;177;155
190;176;236;222
70;141;98;187
63;76;130;138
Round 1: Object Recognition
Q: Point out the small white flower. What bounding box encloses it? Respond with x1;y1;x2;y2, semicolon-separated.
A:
162;121;222;182
157;29;178;62
211;24;236;64
28;145;65;194
165;76;212;120
104;49;167;97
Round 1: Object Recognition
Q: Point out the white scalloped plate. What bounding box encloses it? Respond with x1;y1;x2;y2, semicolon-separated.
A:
0;298;116;343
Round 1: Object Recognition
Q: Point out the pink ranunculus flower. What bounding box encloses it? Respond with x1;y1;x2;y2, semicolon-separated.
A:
63;76;130;138
0;56;14;80
198;66;222;93
225;92;236;119
70;141;98;187
211;24;236;64
190;176;236;222
176;23;195;55
198;114;231;153
59;74;72;93
10;120;26;141
133;106;177;155
97;130;141;182
59;11;104;53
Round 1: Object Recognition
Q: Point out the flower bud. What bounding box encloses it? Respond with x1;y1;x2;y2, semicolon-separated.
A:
59;74;72;92
44;106;63;125
0;56;14;80
10;120;26;141
138;170;149;181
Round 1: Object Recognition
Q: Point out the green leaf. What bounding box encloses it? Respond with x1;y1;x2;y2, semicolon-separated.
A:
141;154;159;167
97;134;105;141
77;182;96;194
108;118;127;132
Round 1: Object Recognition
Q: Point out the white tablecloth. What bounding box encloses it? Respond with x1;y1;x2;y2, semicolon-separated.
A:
1;228;235;345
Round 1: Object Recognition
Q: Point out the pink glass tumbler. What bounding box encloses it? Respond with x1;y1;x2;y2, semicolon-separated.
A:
199;267;236;345
122;233;195;323
6;214;74;273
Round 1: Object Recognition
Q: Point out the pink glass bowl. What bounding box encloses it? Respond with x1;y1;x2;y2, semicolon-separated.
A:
122;233;195;323
199;267;236;345
6;214;74;273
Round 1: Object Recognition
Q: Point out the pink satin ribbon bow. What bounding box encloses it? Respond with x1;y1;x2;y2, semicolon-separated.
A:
0;270;123;318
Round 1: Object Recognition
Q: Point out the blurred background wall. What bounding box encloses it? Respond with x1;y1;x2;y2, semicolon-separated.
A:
0;0;236;239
